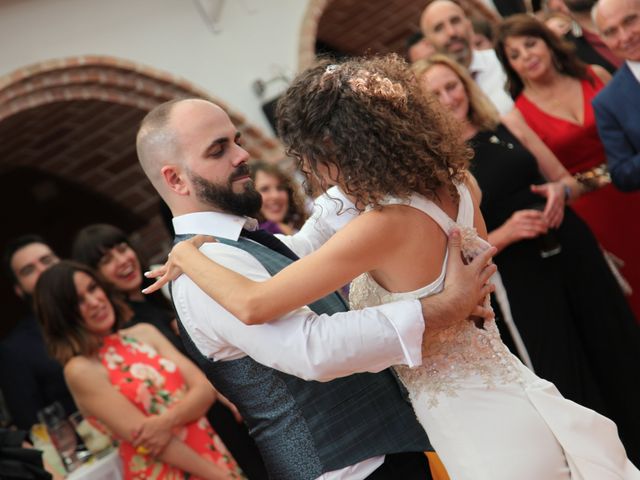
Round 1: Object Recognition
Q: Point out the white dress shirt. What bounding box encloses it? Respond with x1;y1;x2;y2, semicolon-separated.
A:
469;49;515;115
628;60;640;83
279;186;358;257
172;209;426;480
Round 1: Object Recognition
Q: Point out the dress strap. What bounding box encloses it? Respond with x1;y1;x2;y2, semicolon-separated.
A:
379;183;474;234
455;182;475;229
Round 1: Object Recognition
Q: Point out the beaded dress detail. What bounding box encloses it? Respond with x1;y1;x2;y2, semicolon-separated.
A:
349;185;519;408
348;183;639;480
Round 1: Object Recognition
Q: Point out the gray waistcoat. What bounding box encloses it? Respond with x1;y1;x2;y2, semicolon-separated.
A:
172;234;430;479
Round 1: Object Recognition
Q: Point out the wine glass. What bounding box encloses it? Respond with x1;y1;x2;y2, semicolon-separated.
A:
38;402;82;473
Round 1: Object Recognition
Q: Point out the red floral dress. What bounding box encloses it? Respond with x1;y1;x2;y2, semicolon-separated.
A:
96;334;242;479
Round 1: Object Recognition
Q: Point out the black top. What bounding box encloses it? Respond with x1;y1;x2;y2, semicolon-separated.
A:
125;299;185;354
0;313;76;429
469;124;640;463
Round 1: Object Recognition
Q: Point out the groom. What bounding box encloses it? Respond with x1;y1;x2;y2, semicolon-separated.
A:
136;98;496;479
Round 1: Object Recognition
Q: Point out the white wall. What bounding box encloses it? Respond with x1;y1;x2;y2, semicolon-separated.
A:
0;0;310;133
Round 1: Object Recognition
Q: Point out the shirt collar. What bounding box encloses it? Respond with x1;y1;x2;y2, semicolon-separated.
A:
172;211;259;241
469;49;489;77
627;60;640;83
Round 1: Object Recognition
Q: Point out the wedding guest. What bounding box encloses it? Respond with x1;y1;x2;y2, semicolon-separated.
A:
406;32;437;63
563;0;622;73
414;53;640;464
71;224;268;479
472;18;494;50
420;0;514;113
72;225;181;350
251;161;308;236
0;236;75;430
495;13;640;320
34;261;241;480
592;0;640;191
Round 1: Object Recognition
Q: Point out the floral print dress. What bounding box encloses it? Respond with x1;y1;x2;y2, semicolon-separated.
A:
96;333;241;479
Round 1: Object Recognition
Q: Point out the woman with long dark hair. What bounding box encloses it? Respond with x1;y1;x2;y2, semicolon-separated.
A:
34;261;241;480
495;14;640;320
71;224;268;480
71;224;181;350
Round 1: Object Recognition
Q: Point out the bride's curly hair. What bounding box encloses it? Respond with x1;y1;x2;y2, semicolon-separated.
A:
276;54;471;210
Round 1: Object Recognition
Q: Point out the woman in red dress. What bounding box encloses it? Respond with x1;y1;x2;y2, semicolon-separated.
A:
34;261;242;480
495;14;640;321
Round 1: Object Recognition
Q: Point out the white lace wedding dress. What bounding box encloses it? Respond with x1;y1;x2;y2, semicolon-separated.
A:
349;184;639;480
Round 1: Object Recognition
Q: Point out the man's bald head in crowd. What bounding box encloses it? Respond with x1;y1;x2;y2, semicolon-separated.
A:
420;0;475;67
593;0;640;61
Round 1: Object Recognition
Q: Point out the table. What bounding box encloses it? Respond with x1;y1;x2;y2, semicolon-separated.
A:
66;450;123;480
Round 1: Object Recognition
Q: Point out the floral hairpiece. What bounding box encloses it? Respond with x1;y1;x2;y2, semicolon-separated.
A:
325;64;339;74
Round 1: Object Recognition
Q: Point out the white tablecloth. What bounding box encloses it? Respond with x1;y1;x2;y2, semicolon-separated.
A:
67;450;123;480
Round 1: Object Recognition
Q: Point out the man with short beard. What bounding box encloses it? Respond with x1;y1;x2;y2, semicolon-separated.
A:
136;98;496;479
563;0;622;73
420;0;514;114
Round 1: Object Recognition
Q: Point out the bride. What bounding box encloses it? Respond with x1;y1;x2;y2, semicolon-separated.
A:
146;55;638;479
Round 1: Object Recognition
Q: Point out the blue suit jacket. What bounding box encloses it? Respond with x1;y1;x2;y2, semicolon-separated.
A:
593;63;640;191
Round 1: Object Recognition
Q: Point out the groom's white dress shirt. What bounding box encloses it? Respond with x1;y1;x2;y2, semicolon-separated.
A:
172;208;426;480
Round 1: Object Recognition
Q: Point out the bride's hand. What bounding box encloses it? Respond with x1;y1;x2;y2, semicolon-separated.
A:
142;235;216;294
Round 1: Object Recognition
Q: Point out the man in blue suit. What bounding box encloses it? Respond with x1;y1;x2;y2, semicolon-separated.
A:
592;0;640;191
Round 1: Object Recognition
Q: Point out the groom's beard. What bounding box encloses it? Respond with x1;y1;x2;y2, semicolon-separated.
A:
188;165;263;217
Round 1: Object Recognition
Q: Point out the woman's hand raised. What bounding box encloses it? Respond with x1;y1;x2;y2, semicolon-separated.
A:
142;235;216;295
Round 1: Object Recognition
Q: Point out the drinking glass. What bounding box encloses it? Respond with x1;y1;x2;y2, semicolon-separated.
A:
69;411;114;458
530;203;562;258
38;402;82;473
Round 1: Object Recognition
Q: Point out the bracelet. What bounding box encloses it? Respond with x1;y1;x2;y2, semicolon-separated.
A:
563;184;571;202
574;163;611;192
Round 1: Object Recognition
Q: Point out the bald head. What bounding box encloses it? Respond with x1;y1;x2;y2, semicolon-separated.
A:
420;0;474;67
593;0;640;61
136;98;187;197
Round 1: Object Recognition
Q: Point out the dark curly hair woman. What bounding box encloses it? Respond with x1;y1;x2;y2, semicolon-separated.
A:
144;54;638;479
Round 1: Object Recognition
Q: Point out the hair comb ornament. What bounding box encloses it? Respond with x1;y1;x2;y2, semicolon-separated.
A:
325;64;339;74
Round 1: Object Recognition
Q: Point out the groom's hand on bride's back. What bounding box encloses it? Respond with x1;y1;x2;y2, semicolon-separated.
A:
419;229;497;330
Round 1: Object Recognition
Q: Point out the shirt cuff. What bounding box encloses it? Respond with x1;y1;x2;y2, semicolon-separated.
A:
379;299;424;368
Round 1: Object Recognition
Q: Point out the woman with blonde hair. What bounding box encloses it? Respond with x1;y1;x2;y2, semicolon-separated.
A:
146;54;638;479
414;53;640;465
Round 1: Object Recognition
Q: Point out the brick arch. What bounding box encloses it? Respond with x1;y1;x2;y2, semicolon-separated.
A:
298;0;333;71
0;55;282;159
0;55;283;260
